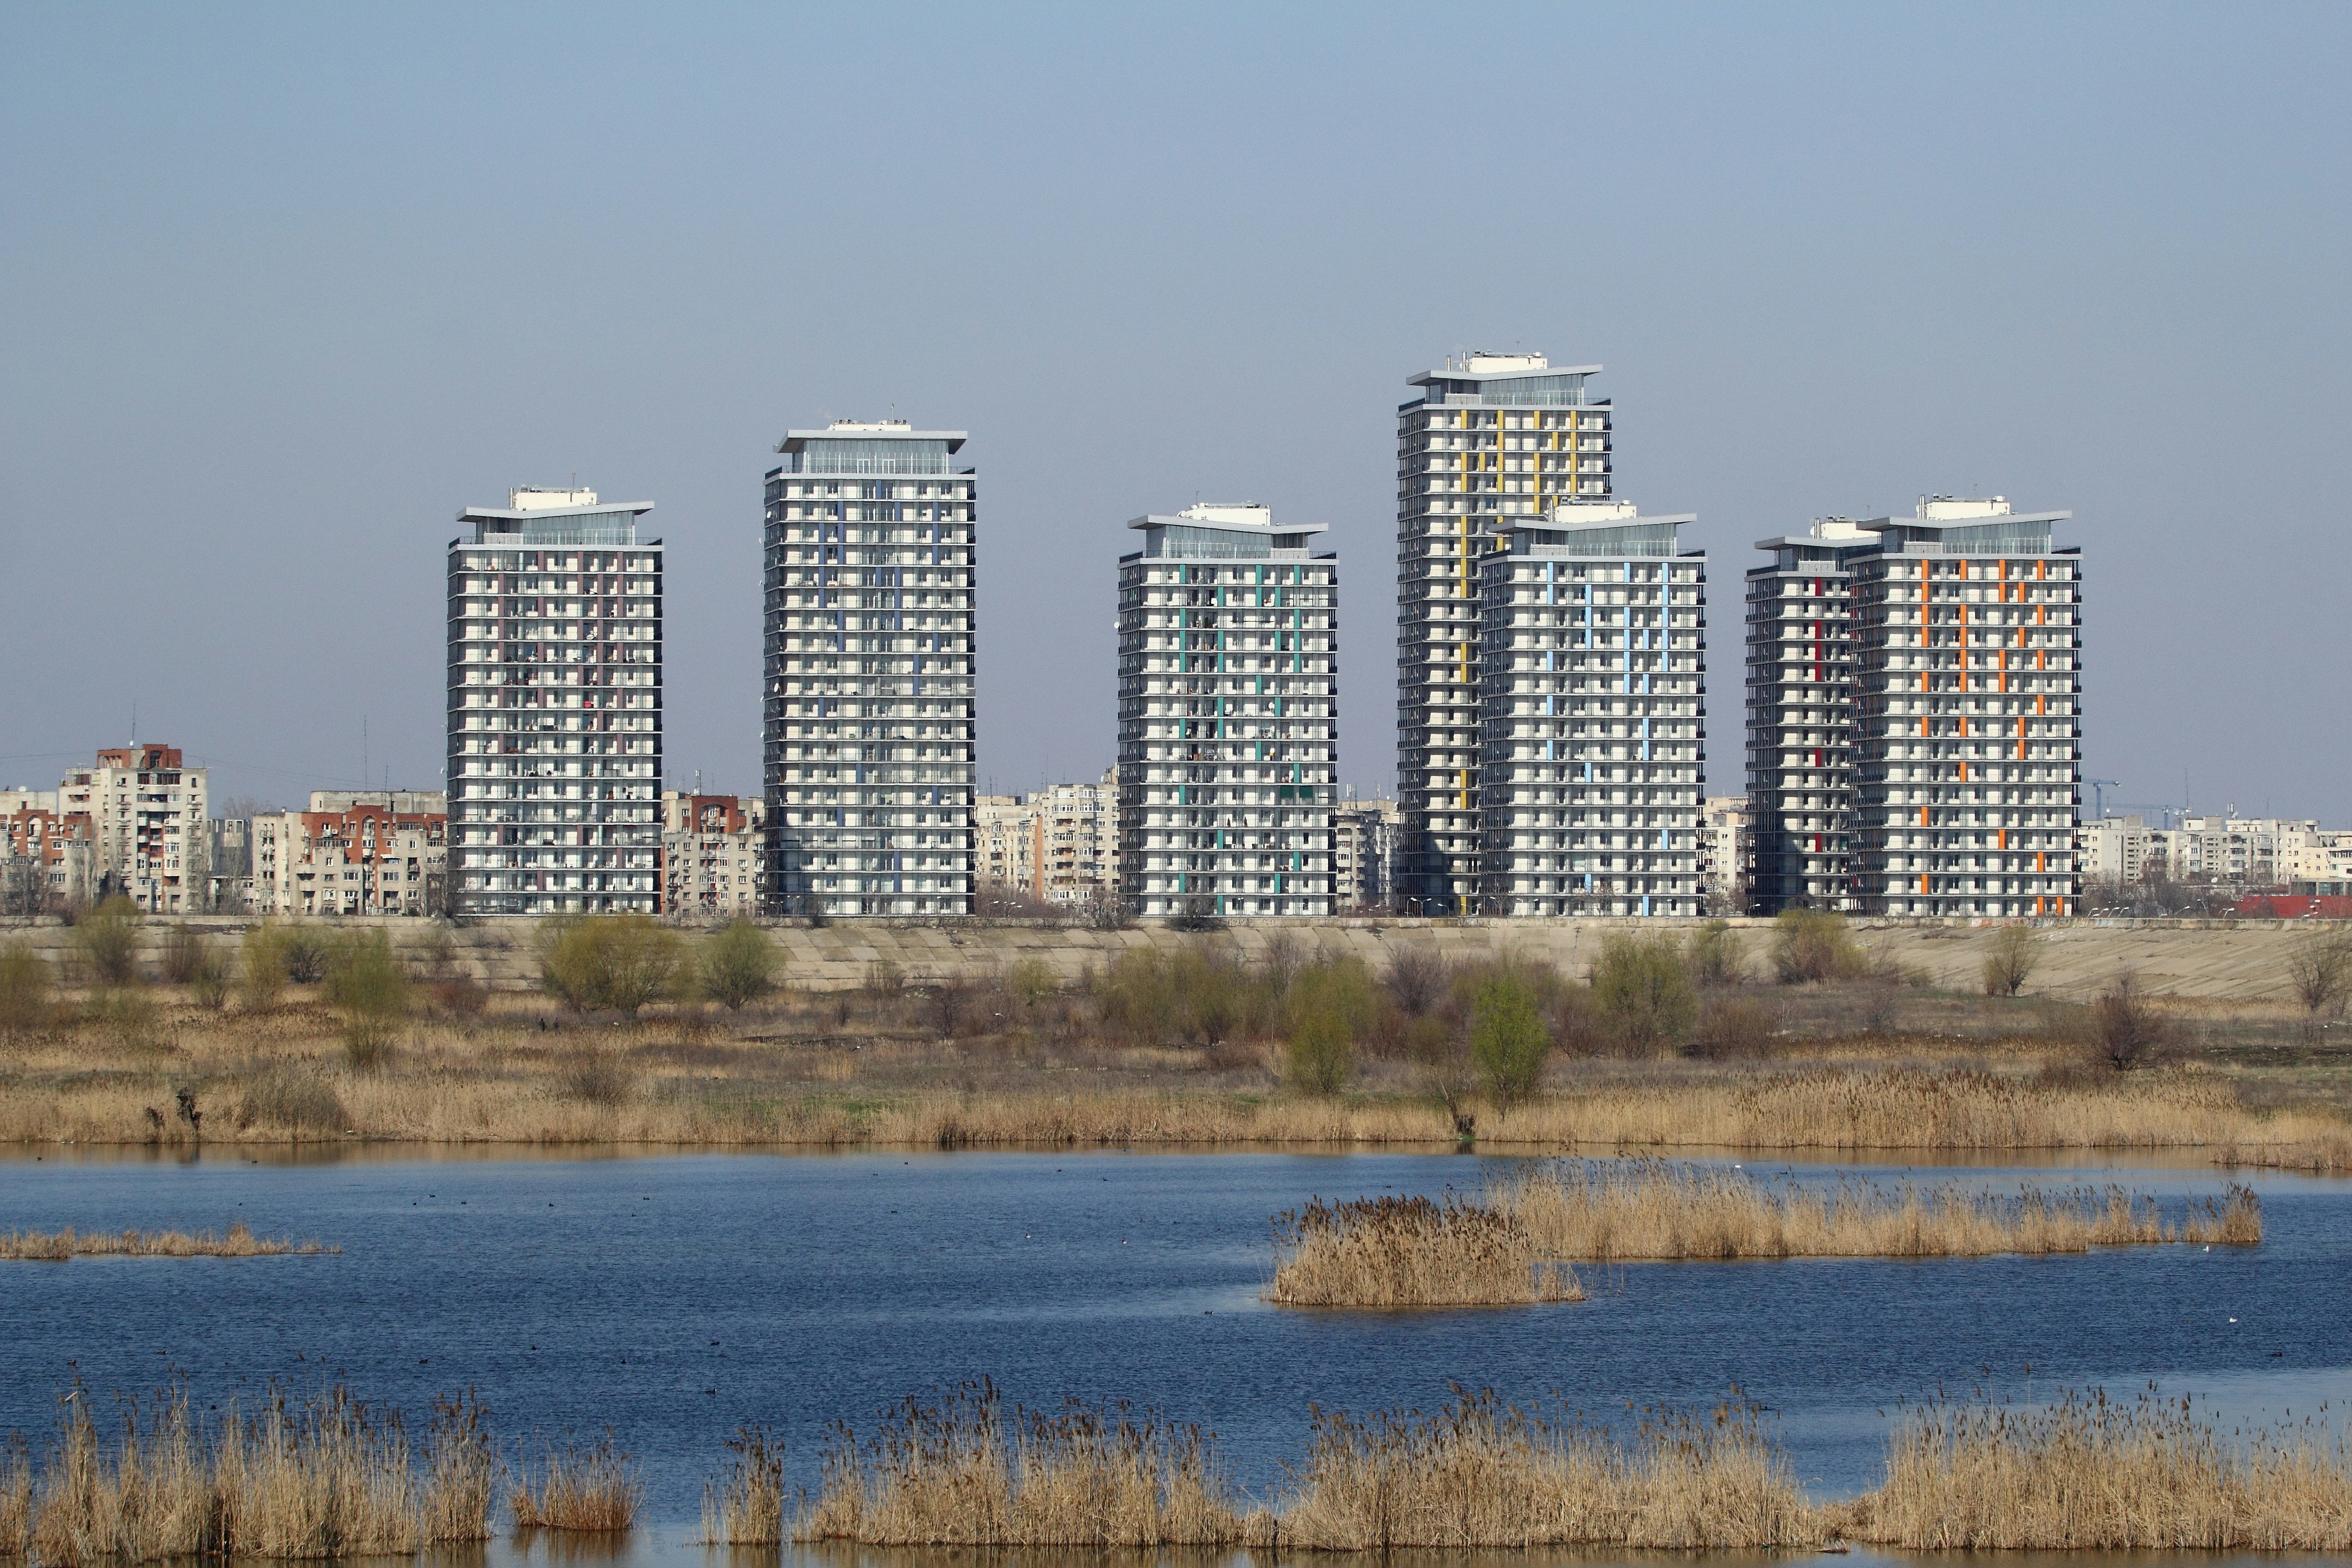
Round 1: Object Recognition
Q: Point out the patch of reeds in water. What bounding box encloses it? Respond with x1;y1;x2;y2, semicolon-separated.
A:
699;1427;785;1545
795;1381;1254;1546
1279;1389;1820;1550
0;1224;336;1262
1488;1159;2264;1261
1834;1386;2352;1550
510;1435;639;1533
1266;1196;1583;1308
0;1385;491;1564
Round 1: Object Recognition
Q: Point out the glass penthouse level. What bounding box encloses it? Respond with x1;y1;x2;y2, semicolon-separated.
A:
1396;353;1613;913
1117;504;1336;918
764;421;977;918
1475;502;1705;917
446;489;663;916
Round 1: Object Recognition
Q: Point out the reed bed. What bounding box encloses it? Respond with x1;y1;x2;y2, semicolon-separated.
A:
1487;1159;2265;1261
509;1435;639;1532
1267;1195;1583;1307
795;1381;1254;1546
0;1386;491;1564
1279;1390;1821;1550
699;1428;785;1545
0;1224;336;1262
1835;1387;2352;1550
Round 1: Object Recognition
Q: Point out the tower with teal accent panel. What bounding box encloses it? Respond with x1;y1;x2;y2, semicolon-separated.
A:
1116;504;1336;919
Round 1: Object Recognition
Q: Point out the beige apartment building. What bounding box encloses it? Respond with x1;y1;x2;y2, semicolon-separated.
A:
251;792;448;917
1332;798;1401;910
1;789;95;913
49;745;210;913
975;770;1120;908
661;792;766;918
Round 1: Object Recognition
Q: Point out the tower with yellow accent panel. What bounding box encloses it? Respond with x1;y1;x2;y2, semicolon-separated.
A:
1396;353;1611;913
1848;497;2080;917
1117;504;1337;919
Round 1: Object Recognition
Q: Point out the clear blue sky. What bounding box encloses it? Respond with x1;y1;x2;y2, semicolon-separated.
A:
4;3;2346;821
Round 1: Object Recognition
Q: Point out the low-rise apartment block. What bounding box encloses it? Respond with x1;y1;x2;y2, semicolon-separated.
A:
51;745;210;913
1700;794;1751;915
661;792;766;919
975;770;1121;909
251;792;448;917
2;788;96;913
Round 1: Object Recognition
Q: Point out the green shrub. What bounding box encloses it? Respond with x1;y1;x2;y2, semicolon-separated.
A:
240;923;289;1011
1687;920;1745;986
538;915;684;1015
76;897;142;986
1469;972;1549;1110
325;929;409;1070
1770;908;1867;985
1589;931;1698;1054
1982;924;2044;997
697;919;777;1011
277;925;333;985
1006;956;1059;1006
161;924;210;985
1282;958;1379;1095
1686;995;1780;1059
0;944;51;1035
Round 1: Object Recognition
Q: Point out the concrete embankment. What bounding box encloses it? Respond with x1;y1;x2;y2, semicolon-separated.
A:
0;914;2331;1003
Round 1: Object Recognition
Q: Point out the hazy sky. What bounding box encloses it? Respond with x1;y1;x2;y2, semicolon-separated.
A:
5;4;2347;822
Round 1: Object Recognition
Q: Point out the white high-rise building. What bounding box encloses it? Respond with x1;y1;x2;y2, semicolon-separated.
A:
1474;502;1705;917
1850;497;2081;916
763;421;977;918
1397;353;1612;912
1117;504;1336;918
445;488;663;916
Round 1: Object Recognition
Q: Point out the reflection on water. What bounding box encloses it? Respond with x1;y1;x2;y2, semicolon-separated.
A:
2;1150;2347;1531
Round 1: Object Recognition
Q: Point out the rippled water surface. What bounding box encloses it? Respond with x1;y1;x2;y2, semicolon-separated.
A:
3;1147;2347;1561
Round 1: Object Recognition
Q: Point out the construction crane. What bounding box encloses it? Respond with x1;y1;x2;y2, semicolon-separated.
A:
2085;779;2121;820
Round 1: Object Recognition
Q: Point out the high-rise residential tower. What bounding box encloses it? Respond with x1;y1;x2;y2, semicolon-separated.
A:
1743;516;1874;912
763;421;976;918
1850;497;2080;916
445;489;663;915
1397;353;1611;912
1117;504;1336;918
1475;502;1705;916
1747;496;2080;916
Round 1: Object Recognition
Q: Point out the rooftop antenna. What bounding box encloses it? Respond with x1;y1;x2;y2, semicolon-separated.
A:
131;700;137;746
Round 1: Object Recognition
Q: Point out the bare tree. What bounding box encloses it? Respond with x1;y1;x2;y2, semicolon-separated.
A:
2087;973;2172;1071
1981;925;2044;997
2284;931;2352;1036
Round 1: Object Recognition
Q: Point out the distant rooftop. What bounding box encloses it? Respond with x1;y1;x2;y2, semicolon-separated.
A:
510;487;598;511
1407;351;1606;406
1125;500;1330;559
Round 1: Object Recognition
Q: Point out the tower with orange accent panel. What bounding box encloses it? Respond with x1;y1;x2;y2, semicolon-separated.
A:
1847;497;2080;917
1396;353;1612;914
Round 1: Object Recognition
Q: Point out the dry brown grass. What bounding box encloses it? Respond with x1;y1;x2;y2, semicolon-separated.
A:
1267;1195;1583;1307
0;1223;336;1261
796;1382;1254;1546
510;1435;639;1532
699;1428;785;1545
1488;1159;2264;1260
8;1386;490;1564
4;988;2349;1170
1279;1390;1820;1550
1833;1388;2352;1550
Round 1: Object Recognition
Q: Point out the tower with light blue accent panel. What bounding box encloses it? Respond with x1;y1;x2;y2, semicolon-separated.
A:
1475;501;1705;916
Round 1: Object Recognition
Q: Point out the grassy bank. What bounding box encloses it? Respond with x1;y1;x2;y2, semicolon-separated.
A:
4;942;2350;1166
1488;1159;2263;1261
1267;1195;1583;1307
0;1388;490;1565
0;1224;334;1261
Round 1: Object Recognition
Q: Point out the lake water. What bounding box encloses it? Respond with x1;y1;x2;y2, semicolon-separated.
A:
3;1147;2347;1568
